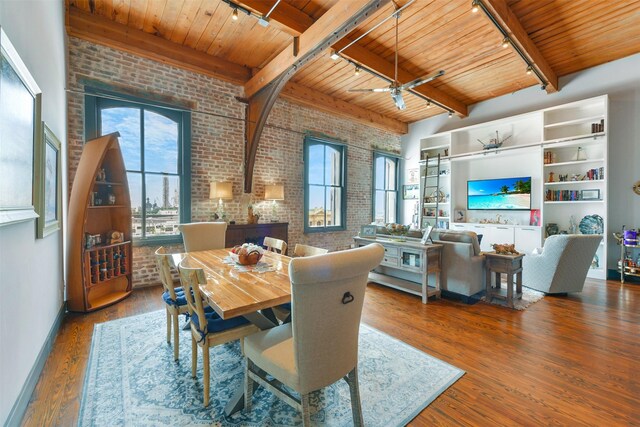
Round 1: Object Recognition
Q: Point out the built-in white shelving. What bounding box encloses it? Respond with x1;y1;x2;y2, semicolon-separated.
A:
416;95;608;279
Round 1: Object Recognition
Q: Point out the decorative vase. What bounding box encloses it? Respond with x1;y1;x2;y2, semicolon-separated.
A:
545;223;559;237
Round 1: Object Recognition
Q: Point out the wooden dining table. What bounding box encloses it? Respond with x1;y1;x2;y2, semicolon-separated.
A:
170;248;292;414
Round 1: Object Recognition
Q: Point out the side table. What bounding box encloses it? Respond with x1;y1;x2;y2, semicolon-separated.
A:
484;252;525;308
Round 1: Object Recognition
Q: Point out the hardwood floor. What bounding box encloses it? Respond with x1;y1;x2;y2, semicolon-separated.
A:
21;279;639;426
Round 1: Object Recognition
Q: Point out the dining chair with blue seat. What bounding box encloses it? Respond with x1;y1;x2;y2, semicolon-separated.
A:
243;243;384;426
178;260;260;407
155;246;190;362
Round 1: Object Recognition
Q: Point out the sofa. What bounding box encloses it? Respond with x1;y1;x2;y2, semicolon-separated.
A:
430;229;485;298
522;234;602;294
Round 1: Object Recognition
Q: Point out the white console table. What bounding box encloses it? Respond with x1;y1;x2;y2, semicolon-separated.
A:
354;236;442;304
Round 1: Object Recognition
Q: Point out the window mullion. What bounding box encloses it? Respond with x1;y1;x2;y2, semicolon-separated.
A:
140;108;146;238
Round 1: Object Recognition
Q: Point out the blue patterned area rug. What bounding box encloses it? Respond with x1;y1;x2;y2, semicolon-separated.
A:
79;310;464;426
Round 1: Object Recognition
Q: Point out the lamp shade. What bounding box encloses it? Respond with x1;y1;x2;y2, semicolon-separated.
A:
264;184;284;201
210;182;233;200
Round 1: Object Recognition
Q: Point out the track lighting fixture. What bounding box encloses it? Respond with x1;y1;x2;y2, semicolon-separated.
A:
540;84;547;91
526;65;533;75
232;8;238;20
501;37;510;48
354;66;361;77
471;0;480;13
330;50;340;60
448;111;453;118
426;101;431;108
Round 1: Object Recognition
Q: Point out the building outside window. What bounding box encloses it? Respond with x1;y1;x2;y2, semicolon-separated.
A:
304;136;346;232
373;152;399;224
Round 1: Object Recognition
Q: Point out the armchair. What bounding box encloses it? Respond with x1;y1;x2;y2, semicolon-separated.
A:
431;229;485;297
522;234;602;294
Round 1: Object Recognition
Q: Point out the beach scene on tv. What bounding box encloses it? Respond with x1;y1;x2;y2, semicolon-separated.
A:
467;177;531;210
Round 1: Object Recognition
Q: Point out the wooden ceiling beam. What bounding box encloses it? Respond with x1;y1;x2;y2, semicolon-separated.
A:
281;82;408;134
481;0;559;93
238;0;313;37
243;0;389;99
66;7;252;85
237;0;468;117
242;0;391;192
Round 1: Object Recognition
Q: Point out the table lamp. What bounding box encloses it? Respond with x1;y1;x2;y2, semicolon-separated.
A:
210;182;233;221
264;184;284;222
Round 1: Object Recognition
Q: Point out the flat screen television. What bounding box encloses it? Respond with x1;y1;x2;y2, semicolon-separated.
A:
467;176;531;210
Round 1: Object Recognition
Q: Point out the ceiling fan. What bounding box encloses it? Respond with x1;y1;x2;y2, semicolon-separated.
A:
347;11;444;110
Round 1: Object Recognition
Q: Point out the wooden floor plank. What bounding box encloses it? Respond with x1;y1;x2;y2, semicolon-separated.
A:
20;279;639;426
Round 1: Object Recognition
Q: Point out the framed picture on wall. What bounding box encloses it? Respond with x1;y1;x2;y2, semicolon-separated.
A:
34;123;62;238
0;27;42;226
406;168;419;185
360;224;377;238
454;209;466;223
403;184;419;200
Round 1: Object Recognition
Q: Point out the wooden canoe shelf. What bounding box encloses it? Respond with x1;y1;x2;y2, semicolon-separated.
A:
67;133;133;312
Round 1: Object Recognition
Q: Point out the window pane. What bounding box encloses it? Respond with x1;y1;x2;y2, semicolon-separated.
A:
128;172;143;238
101;107;141;171
375;190;386;224
327;186;342;227
145;174;180;236
307;185;325;228
308;144;324;185
375;156;385;190
385;158;396;190
144;110;178;174
324;145;341;186
386;191;397;223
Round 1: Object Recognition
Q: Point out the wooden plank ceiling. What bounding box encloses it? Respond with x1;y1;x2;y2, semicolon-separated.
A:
66;0;640;134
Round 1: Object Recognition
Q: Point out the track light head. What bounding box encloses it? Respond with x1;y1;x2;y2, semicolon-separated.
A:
540;84;547;91
232;8;238;20
448;111;453;118
502;37;510;48
471;0;480;13
526;65;533;75
330;50;340;60
426;101;431;109
354;66;361;77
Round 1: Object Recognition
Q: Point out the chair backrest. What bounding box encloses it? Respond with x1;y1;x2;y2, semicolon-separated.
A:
542;234;602;290
263;236;287;255
177;260;209;333
178;222;227;252
293;243;328;257
155;246;178;300
288;243;384;393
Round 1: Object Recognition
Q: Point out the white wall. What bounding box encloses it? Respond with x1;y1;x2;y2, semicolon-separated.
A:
402;53;640;273
0;1;67;424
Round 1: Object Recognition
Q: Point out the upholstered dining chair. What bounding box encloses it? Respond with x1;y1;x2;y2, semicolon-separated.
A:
243;243;384;426
292;243;328;257
263;236;287;255
154;246;189;362
178;222;227;252
177;260;259;407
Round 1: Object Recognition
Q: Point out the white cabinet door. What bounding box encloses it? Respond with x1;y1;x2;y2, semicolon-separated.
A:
515;227;542;254
484;226;515;250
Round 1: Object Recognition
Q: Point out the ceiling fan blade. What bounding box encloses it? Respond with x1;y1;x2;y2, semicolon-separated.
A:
398;70;445;91
347;87;391;93
391;90;406;110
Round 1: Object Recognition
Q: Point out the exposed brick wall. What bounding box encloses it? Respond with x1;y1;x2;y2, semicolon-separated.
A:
67;37;401;288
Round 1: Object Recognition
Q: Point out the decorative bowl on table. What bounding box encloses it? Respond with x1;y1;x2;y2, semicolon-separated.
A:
385;223;409;241
229;243;264;265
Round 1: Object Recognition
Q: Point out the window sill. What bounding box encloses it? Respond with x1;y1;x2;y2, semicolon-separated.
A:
133;235;183;248
304;227;347;234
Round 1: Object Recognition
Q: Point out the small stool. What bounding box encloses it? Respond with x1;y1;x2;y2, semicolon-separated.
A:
484;252;525;308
